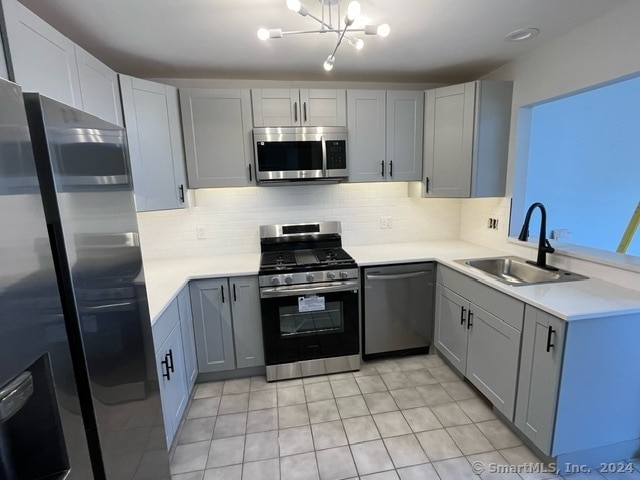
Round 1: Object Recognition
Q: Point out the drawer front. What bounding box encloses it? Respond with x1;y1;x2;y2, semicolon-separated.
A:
437;265;523;331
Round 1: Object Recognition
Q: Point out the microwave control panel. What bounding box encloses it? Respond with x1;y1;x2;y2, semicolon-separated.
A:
326;140;347;170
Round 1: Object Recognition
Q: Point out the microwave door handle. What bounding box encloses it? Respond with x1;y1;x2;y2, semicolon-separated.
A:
321;135;327;177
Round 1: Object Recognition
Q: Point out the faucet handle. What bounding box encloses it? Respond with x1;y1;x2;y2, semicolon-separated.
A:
544;239;555;254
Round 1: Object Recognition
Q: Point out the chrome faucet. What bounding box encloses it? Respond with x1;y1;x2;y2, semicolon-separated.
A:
518;202;558;270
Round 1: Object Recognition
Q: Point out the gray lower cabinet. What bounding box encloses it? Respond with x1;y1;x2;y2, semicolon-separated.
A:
153;299;189;449
435;265;524;420
178;286;198;390
190;276;264;373
515;306;565;455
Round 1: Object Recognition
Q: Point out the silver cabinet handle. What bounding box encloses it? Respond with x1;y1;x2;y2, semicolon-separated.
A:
366;271;428;281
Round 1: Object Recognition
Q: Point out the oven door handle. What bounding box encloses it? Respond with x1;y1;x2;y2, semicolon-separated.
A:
260;281;358;298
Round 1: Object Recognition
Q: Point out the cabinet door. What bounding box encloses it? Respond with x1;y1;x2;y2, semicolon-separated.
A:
434;284;469;374
0;32;8;79
119;75;187;212
251;88;299;126
386;90;424;181
2;0;82;107
466;304;521;420
346;90;386;183
515;307;565;455
178;287;197;391
74;45;123;126
300;89;346;126
230;276;264;369
189;279;235;373
180;88;254;188
422;83;475;197
156;321;189;448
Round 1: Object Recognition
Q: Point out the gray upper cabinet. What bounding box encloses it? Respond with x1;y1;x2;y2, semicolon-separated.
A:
1;0;82;107
386;91;424;181
435;265;524;420
119;75;187;212
411;80;512;198
347;90;423;183
180;88;254;188
515;306;565;454
347;90;387;183
251;88;346;127
74;45;122;125
1;0;123;122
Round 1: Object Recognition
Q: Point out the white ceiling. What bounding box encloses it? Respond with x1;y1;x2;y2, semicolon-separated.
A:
18;0;629;83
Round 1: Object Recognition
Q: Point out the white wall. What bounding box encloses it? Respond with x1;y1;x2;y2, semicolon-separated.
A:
460;0;640;287
137;182;462;260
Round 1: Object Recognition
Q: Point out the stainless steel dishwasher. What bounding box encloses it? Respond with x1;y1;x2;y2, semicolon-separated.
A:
362;262;434;359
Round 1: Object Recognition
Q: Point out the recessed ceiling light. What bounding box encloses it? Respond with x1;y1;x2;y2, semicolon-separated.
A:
504;27;540;42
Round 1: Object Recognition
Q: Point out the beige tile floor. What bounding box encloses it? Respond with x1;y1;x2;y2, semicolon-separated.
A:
169;353;640;480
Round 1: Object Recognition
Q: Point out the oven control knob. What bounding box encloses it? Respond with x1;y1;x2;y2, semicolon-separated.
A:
326;271;336;280
284;275;293;285
340;271;349;279
306;273;315;282
271;276;280;286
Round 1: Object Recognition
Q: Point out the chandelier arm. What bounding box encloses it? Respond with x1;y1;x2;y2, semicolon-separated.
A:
329;23;349;58
280;29;343;35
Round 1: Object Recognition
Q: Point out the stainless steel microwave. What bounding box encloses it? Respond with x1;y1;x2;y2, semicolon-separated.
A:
253;126;348;184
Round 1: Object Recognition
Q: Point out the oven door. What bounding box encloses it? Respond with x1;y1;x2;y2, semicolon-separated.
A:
260;281;359;365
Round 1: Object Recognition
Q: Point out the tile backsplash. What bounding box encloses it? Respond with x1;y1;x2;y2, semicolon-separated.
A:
137;183;463;260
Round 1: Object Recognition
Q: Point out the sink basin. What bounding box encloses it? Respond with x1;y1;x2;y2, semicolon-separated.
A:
455;256;588;286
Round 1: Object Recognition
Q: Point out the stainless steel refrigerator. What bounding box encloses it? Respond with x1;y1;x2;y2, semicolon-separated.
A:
0;78;170;479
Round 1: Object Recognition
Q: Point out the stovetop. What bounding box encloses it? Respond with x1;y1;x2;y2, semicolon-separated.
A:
260;247;355;271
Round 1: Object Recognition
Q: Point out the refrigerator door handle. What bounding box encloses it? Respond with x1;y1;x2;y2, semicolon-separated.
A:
0;372;34;422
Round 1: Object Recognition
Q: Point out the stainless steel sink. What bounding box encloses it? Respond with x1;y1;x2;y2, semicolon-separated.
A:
455;256;588;286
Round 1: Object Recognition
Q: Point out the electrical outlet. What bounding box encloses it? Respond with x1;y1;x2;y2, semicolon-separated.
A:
196;225;206;239
487;218;499;230
380;216;392;229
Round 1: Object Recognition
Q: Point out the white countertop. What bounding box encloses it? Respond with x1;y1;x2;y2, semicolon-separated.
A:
144;253;260;323
143;241;640;324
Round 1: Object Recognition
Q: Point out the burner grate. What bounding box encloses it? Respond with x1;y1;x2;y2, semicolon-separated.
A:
260;251;296;267
313;248;353;264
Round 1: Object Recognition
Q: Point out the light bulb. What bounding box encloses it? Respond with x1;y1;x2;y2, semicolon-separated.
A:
377;24;390;37
349;37;364;50
286;0;301;12
257;28;270;41
346;1;361;22
323;55;335;71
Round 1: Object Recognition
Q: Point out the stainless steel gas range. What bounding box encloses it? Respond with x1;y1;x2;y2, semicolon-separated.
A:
258;221;360;381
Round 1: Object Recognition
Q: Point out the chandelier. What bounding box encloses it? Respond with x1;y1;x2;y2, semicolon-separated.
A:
257;0;390;71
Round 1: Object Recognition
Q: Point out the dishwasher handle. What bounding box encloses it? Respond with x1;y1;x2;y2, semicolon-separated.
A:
365;271;429;281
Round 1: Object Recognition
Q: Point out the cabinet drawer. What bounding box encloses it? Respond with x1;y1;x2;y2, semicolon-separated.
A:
152;299;180;352
437;265;524;331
